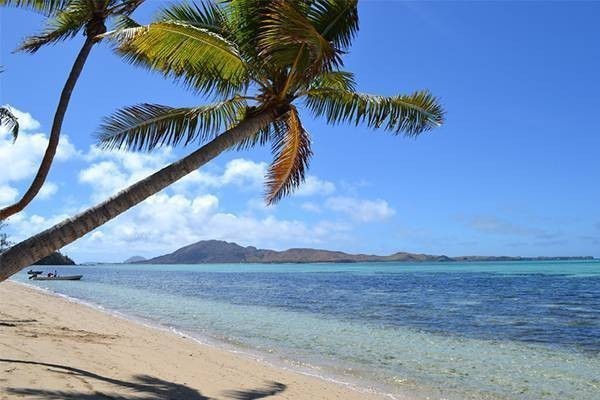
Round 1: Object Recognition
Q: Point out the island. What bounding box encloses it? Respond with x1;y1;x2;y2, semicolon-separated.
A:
132;240;594;264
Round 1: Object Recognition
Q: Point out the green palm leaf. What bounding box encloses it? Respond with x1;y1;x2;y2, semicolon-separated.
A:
17;0;92;53
223;0;267;60
309;70;356;91
0;0;70;16
305;0;359;50
305;88;445;136
111;14;140;31
98;98;247;151
157;0;226;34
258;0;340;82
114;21;248;98
0;107;19;141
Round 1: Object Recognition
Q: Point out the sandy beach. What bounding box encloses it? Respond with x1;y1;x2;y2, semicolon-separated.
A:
0;281;386;400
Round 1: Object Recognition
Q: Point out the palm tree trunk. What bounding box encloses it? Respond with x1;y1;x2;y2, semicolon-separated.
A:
0;108;280;282
0;36;96;220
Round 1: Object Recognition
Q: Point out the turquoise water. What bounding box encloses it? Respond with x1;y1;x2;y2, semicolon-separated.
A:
14;260;600;399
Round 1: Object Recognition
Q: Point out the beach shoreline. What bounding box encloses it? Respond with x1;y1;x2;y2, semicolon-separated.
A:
0;280;392;400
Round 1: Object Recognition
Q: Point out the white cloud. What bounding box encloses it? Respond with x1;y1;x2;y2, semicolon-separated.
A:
221;158;266;187
66;190;350;260
295;175;336;197
5;211;70;241
325;196;396;222
3;107;41;132
0;185;18;205
175;158;267;192
0;106;77;206
301;201;322;213
38;181;58;199
70;148;351;259
79;146;174;200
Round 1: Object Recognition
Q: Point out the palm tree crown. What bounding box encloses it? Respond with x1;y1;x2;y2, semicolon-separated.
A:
1;0;144;52
99;0;444;203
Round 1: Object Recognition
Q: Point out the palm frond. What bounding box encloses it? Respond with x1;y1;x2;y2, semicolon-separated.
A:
0;107;19;141
98;98;247;151
17;0;92;53
107;0;143;16
306;0;359;50
258;0;340;83
111;14;140;31
0;0;70;16
114;21;248;98
309;70;356;91
305;88;445;136
157;0;226;34
265;106;312;204
224;0;267;60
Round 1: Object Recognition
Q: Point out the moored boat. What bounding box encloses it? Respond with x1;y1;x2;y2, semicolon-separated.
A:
31;275;83;281
27;270;44;275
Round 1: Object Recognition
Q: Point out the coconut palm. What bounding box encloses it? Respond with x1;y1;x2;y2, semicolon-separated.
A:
0;0;445;281
0;0;144;220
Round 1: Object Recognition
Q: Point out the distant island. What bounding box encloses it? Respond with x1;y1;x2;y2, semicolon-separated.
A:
134;240;594;264
34;252;76;266
123;256;147;263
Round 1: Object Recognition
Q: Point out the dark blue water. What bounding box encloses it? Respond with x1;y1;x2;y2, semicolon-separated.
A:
16;260;600;400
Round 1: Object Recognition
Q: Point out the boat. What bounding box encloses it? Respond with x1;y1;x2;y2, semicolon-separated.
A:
31;275;83;281
27;270;44;275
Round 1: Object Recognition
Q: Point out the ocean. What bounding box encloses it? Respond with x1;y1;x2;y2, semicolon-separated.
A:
13;260;600;400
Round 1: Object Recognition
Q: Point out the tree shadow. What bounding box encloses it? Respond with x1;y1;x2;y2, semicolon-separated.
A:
222;381;287;400
0;358;286;399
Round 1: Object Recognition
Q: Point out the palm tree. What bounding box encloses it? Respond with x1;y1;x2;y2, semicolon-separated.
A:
0;0;445;281
0;0;144;220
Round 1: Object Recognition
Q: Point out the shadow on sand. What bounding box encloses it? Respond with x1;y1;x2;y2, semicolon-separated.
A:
0;358;287;400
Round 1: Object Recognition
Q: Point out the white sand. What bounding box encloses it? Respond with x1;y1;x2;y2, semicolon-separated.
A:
0;281;389;399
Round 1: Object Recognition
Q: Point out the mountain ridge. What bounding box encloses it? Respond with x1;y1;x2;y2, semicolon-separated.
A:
136;240;594;264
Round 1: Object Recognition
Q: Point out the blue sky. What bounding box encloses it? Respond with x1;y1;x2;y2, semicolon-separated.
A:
1;1;599;262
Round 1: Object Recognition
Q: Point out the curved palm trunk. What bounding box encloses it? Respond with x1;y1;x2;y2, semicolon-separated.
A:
0;36;96;220
0;108;279;282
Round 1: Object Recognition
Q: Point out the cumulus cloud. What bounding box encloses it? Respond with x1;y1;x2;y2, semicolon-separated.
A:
70;147;360;259
79;146;173;200
0;185;18;205
0;105;77;204
67;190;350;260
301;201;322;213
325;196;396;222
6;211;71;241
294;175;336;197
38;181;58;199
5;107;41;132
174;159;268;193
